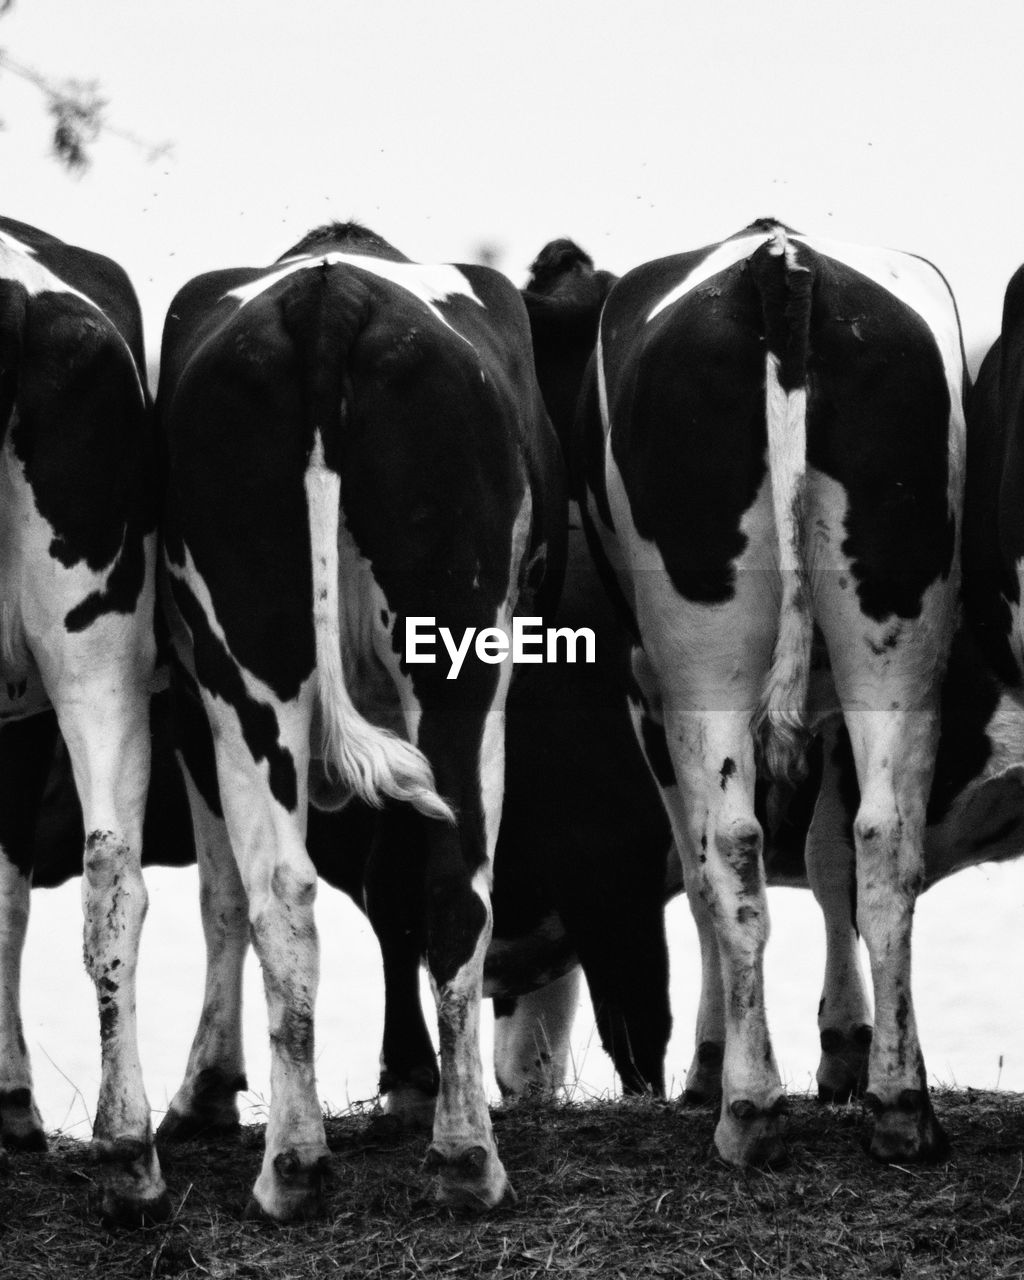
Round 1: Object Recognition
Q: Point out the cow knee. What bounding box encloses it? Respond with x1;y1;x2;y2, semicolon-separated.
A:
426;878;489;983
83;829;130;889
853;803;923;904
715;816;761;858
852;803;900;853
0;884;28;933
249;858;319;964
82;830;145;927
713;817;765;898
270;860;318;910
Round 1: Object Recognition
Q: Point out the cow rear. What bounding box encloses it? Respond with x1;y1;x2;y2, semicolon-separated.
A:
585;219;965;1167
158;222;564;1219
0;217;162;1224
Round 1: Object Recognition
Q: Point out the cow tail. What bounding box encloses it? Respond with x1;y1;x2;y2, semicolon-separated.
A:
293;263;455;823
748;226;815;783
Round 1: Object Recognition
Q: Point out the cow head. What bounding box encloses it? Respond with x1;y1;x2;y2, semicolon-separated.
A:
520;239;617;472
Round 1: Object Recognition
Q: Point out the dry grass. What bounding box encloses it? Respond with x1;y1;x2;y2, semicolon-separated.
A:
3;1090;1024;1278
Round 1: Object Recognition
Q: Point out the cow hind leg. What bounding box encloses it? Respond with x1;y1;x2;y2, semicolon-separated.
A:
624;662;693;1098
845;709;948;1163
376;939;438;1128
812;505;952;1159
0;714;58;1152
421;697;512;1211
681;881;726;1108
247;843;332;1223
423;850;510;1210
157;760;249;1143
209;720;331;1223
0;853;45;1150
660;706;787;1169
805;727;873;1103
58;681;169;1225
377;971;438;1128
363;804;438;1129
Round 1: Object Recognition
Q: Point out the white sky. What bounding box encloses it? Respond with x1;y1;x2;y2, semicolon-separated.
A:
3;0;1024;368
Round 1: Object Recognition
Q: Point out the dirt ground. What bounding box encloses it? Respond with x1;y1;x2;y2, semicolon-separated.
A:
2;1090;1024;1279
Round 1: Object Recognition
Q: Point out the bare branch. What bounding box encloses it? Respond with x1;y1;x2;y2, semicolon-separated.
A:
47;76;105;171
0;48;172;170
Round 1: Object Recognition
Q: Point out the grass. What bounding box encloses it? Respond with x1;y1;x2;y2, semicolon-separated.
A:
3;1090;1024;1278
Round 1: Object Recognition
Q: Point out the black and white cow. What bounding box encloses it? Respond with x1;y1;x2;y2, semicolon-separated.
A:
964;263;1024;689
0;216;163;1221
155;222;564;1219
516;237;1024;1117
568;219;968;1167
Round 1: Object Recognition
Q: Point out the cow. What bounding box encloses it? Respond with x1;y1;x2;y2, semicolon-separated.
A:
515;238;1024;1117
0;216;164;1223
565;218;968;1168
151;236;666;1147
964;264;1024;690
154;221;565;1220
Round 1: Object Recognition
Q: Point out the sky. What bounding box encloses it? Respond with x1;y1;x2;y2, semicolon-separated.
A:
3;0;1024;370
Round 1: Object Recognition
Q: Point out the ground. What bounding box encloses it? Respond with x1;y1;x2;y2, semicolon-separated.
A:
2;1091;1024;1278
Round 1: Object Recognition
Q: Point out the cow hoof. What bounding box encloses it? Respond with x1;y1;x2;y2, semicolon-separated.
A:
816;1025;872;1103
425;1142;513;1211
157;1069;245;1144
250;1147;333;1222
91;1137;170;1227
496;1071;558;1102
0;1089;47;1151
817;1079;857;1104
2;1123;48;1153
157;1105;241;1144
382;1083;437;1130
101;1187;173;1229
714;1096;789;1168
683;1042;725;1109
866;1090;950;1164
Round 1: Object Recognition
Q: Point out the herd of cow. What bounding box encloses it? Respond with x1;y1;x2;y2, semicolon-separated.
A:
3;210;1024;1226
